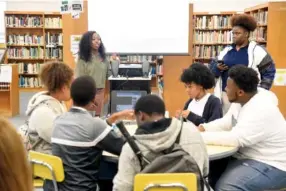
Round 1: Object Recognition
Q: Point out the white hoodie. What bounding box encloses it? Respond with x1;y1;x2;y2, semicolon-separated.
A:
202;88;286;171
113;118;209;191
27;91;67;154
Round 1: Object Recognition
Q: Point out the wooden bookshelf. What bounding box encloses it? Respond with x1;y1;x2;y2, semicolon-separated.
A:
4;11;63;92
0;64;19;117
245;4;268;45
245;2;286;117
193;12;236;64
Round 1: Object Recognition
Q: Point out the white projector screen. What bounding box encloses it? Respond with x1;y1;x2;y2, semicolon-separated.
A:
88;0;189;54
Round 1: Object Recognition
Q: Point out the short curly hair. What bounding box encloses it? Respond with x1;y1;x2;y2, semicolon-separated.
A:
231;14;257;32
180;63;215;89
228;65;258;93
40;61;74;93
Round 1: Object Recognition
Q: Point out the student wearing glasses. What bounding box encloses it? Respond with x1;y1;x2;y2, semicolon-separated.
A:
210;14;276;114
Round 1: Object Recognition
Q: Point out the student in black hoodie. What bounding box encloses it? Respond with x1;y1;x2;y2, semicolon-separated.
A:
176;63;222;126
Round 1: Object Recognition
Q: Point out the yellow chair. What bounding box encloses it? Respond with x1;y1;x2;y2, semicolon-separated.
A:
134;173;197;191
29;151;65;191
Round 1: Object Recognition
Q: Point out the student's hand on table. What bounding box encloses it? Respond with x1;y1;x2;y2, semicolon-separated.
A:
116;109;135;120
217;63;228;71
197;124;206;132
107;110;134;125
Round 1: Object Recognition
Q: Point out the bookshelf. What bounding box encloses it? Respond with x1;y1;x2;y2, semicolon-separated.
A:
4;11;63;91
0;64;19;117
193;12;236;65
245;2;286;118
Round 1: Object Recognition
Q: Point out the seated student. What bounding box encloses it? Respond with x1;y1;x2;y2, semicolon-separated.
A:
113;94;209;191
199;65;286;191
176;63;222;126
0;117;33;191
43;76;133;191
26;61;74;154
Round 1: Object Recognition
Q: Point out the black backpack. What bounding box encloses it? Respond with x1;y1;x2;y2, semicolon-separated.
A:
116;121;211;191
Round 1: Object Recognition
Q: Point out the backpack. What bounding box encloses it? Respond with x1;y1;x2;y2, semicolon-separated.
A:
18;101;57;151
116;120;211;191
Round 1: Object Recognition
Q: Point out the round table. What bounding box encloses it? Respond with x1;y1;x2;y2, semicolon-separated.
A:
103;144;238;162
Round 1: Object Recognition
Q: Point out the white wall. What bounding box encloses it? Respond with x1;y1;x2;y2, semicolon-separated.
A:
5;0;60;12
3;0;285;12
191;0;268;12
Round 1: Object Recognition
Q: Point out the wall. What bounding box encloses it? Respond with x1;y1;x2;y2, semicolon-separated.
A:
5;0;281;12
6;0;60;12
190;0;268;12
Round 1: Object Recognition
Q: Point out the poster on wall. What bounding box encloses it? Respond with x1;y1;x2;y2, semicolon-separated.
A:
274;69;286;86
70;35;82;61
71;0;83;13
60;0;71;14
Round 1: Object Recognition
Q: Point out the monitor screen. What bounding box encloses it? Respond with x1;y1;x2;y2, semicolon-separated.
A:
111;90;147;114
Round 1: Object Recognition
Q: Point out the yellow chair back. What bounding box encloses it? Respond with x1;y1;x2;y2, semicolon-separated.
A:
29;151;64;182
134;173;197;191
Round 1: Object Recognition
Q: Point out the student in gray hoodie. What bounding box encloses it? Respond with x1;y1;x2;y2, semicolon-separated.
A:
113;95;209;191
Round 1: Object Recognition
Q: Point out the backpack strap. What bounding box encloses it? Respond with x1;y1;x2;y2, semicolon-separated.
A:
26;100;60;150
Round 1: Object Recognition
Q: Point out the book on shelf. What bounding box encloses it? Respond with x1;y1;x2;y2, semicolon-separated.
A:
194;31;233;44
45;48;63;59
250;27;267;42
250;11;268;25
7;47;44;59
44;17;62;28
0;82;10;90
195;15;233;29
194;45;225;59
7;34;44;45
45;32;63;46
18;62;42;74
19;76;42;88
110;55;155;63
5;15;43;27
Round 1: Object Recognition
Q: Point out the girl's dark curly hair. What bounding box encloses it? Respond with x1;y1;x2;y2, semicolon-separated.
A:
231;14;257;32
79;31;106;62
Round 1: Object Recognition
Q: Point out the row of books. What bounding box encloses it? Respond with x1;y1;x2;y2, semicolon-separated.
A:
45;48;63;59
194;15;232;29
44;17;62;28
45;33;63;45
194;45;226;59
6;16;42;27
194;31;233;44
7;47;44;59
0;83;10;90
251;11;268;25
18;63;42;74
19;76;42;88
112;55;156;63
7;34;44;45
250;27;267;42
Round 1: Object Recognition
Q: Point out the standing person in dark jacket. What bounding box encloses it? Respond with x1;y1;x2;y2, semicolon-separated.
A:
176;63;222;126
210;14;276;114
43;76;133;191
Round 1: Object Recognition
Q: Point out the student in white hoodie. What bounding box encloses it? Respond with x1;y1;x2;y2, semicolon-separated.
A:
199;65;286;191
26;62;74;154
113;95;209;191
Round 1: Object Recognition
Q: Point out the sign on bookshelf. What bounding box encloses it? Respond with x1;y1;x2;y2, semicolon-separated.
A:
274;69;286;86
0;65;12;83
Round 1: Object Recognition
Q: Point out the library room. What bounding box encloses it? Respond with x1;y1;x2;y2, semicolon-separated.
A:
0;0;286;191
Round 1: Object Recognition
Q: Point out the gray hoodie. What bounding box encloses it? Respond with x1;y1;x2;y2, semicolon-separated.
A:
113;117;209;191
27;91;67;154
